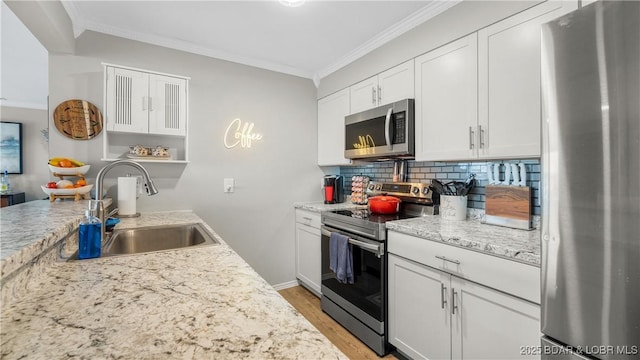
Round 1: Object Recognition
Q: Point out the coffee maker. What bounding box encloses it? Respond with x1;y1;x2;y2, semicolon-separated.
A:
323;175;344;204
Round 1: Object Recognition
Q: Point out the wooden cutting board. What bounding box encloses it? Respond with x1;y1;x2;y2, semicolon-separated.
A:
53;99;103;140
485;185;532;230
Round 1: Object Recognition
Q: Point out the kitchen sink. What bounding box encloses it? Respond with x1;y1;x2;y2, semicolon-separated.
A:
67;223;219;260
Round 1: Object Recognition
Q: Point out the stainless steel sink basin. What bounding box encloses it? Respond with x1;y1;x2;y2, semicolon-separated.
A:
68;223;218;260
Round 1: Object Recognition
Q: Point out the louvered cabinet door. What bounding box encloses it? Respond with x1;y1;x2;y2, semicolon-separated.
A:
148;74;187;136
105;67;149;133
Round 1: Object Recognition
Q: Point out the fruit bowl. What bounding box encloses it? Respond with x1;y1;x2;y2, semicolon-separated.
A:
41;184;93;196
48;164;90;175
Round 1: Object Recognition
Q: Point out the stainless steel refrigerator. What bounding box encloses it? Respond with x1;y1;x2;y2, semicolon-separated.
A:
540;1;639;359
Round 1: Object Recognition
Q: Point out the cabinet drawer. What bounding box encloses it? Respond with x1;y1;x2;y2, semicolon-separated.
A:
388;230;540;304
295;210;321;229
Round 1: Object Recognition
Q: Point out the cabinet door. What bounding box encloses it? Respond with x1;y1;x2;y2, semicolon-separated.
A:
415;33;478;161
451;276;541;360
105;67;149;133
388;254;451;360
148;74;187;136
378;59;414;106
349;75;378;114
295;222;321;296
477;0;577;159
317;89;352;166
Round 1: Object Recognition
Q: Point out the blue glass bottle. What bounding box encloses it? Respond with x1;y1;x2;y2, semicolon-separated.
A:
78;210;101;259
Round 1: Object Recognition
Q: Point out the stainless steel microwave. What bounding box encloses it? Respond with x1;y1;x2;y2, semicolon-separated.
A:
344;99;414;160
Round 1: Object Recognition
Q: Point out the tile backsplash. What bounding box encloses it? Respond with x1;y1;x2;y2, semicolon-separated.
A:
340;159;541;215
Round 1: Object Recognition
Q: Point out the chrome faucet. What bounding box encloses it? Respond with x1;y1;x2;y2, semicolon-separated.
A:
94;159;159;243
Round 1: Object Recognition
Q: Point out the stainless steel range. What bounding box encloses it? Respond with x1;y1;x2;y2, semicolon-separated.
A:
320;182;438;356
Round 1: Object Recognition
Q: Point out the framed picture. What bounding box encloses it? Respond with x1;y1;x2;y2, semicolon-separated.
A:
0;121;23;174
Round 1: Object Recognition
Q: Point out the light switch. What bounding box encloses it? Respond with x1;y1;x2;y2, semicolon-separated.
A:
224;178;235;193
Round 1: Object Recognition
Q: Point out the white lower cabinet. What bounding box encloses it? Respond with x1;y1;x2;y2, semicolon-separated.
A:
294;210;321;296
388;232;541;360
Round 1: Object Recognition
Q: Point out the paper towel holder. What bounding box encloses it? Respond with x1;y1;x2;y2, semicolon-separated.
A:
115;174;141;218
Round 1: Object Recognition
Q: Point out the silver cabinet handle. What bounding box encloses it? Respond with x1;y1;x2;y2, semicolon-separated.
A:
478;125;485;149
469;126;475;149
377;85;382;103
435;255;461;265
302;216;313;221
441;283;448;309
372;87;376;105
451;288;458;315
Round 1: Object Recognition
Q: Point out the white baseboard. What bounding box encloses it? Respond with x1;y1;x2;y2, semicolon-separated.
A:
272;280;299;291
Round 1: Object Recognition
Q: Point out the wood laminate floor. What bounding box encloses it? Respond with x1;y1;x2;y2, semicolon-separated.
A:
279;285;397;360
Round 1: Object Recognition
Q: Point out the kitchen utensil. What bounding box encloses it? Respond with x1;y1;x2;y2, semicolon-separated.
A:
430;179;446;195
502;163;511;185
518;163;527;187
485;185;532;230
510;163;520;186
368;195;401;214
460;179;476;196
487;162;495;185
493;163;500;185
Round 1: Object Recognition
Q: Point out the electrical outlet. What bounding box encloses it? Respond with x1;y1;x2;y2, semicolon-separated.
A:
224;178;235;193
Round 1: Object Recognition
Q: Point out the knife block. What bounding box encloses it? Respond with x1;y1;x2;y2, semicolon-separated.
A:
484;185;532;230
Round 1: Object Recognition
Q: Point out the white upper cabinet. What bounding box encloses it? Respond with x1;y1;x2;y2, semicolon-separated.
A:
415;33;478;161
414;0;577;161
349;60;414;114
105;65;188;137
477;0;577;159
103;64;190;162
318;88;351;166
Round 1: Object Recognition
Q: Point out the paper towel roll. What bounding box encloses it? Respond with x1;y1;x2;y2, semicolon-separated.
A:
118;177;137;216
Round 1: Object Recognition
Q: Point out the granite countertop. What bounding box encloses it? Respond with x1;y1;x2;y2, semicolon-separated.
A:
0;202;347;359
386;214;541;266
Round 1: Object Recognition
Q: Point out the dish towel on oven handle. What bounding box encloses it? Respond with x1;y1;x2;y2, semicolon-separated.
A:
329;232;354;284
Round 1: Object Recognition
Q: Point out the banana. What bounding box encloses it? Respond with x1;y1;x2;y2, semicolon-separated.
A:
69;158;85;167
48;157;85;167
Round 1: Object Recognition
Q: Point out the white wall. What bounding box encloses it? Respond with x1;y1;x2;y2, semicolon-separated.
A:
48;31;326;286
0;2;48;110
0;106;49;201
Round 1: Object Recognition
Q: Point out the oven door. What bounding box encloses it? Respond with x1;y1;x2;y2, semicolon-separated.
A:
320;225;385;329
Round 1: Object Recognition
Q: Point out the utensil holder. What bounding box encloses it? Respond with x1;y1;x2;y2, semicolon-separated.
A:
440;195;468;221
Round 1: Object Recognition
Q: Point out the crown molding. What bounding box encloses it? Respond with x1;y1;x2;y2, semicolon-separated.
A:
61;1;461;86
60;0;85;38
81;19;315;80
315;0;462;80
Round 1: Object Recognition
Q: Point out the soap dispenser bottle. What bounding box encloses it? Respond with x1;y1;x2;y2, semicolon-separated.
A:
78;209;101;259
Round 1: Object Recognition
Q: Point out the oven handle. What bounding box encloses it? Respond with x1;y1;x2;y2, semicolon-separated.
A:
321;228;383;257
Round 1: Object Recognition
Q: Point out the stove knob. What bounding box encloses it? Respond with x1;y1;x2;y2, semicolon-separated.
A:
422;187;430;195
412;186;420;195
375;184;382;191
368;184;375;191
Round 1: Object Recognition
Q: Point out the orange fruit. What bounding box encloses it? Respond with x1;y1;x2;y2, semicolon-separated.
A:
64;184;74;189
58;159;73;168
76;178;86;186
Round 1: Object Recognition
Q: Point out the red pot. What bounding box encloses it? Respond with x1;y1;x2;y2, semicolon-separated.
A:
369;195;402;214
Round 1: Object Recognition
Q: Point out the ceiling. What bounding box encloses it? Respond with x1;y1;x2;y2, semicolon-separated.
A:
61;0;460;84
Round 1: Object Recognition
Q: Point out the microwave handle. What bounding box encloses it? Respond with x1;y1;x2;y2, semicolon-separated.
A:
385;107;393;150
